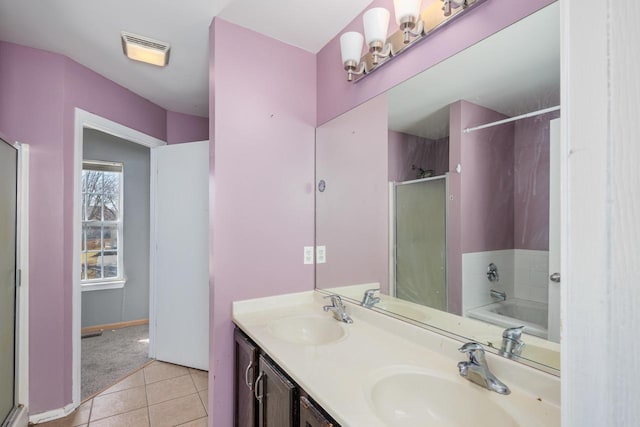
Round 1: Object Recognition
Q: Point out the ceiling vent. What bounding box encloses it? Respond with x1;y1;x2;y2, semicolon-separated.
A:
121;31;171;67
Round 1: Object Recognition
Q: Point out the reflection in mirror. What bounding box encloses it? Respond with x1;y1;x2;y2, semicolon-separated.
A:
316;3;560;372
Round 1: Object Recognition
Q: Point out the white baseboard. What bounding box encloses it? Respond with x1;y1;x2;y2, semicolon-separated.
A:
5;404;28;427
28;403;76;424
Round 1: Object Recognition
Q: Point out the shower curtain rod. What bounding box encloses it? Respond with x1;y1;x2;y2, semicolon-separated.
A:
462;105;561;134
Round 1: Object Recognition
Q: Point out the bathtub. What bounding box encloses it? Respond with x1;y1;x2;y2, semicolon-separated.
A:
466;298;548;339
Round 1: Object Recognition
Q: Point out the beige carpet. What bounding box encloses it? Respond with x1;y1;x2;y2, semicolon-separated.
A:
81;324;152;400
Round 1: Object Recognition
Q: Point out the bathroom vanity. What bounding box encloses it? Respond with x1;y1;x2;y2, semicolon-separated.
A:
233;291;560;427
234;328;338;427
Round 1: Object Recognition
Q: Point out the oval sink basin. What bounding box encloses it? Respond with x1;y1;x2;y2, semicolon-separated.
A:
375;301;429;322
267;315;346;345
367;368;517;427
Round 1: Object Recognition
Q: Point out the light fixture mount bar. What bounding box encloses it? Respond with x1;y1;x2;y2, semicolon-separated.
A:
350;0;486;83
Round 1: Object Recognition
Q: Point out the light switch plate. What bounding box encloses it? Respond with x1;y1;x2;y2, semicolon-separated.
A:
303;246;314;264
316;246;326;264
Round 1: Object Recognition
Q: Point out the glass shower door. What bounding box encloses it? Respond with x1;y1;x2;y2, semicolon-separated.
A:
394;176;447;311
0;139;17;425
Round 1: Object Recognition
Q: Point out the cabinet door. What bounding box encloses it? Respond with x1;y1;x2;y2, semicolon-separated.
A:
300;396;335;427
256;355;296;427
234;329;259;427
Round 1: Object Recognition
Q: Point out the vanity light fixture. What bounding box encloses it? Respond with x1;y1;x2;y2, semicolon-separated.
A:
121;31;171;67
340;32;365;82
363;8;391;65
339;0;483;82
394;0;425;44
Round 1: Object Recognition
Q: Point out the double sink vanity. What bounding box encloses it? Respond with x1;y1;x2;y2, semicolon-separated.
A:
233;3;562;425
233;291;560;427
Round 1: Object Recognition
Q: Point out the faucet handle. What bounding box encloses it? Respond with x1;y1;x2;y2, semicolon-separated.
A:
503;326;525;340
458;342;486;363
323;294;343;307
364;288;379;296
459;342;485;353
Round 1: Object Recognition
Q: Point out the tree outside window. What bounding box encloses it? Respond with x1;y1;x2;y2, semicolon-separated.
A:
81;161;123;284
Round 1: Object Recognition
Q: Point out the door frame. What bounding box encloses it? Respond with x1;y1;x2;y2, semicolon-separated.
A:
72;109;165;408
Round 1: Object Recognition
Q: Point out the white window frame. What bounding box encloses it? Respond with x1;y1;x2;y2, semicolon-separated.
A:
80;160;125;291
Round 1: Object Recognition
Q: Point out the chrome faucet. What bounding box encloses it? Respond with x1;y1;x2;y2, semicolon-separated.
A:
323;295;353;324
361;288;381;308
501;326;525;359
457;342;510;395
490;289;506;301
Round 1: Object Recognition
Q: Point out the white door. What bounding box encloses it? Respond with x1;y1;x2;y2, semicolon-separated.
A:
151;140;209;370
547;119;560;343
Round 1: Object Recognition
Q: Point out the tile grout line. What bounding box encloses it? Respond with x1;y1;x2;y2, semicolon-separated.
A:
175;416;208;427
144;374;150;427
88;405;151;426
188;370;206;415
188;371;207;417
194;369;209;414
85;359;154;402
87;398;94;427
84;362;204;427
145;363;152;427
87;386;149;425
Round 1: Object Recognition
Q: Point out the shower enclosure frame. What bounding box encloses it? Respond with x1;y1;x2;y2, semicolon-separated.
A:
0;138;30;427
389;174;449;308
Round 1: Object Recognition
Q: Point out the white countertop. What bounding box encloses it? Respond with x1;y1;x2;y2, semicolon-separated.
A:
233;291;560;427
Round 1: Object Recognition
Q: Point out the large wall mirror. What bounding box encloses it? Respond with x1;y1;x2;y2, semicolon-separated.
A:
316;2;560;373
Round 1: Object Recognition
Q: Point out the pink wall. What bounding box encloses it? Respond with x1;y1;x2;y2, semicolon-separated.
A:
459;101;515;253
316;95;389;293
316;0;556;125
447;100;515;314
0;41;68;412
514;110;560;250
388;130;449;182
0;41;180;413
166;110;209;144
209;19;316;427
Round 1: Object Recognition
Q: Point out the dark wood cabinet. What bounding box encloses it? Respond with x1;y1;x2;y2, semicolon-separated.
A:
300;396;335;427
234;328;259;427
256;355;297;427
234;327;340;427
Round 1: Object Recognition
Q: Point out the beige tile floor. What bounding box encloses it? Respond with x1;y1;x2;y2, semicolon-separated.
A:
36;361;208;427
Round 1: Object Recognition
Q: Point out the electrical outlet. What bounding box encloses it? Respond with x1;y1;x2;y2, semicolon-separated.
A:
316;246;326;264
303;246;314;264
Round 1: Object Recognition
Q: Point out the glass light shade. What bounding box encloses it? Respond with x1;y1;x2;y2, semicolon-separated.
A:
340;32;364;64
124;44;168;66
393;0;423;25
363;7;390;46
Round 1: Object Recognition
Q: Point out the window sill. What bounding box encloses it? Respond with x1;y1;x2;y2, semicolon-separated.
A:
81;279;126;292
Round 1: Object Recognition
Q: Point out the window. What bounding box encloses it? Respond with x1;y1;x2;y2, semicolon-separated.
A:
81;161;124;286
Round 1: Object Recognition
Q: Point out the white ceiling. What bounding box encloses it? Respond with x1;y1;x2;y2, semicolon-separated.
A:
388;2;560;140
218;0;373;53
0;0;372;118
